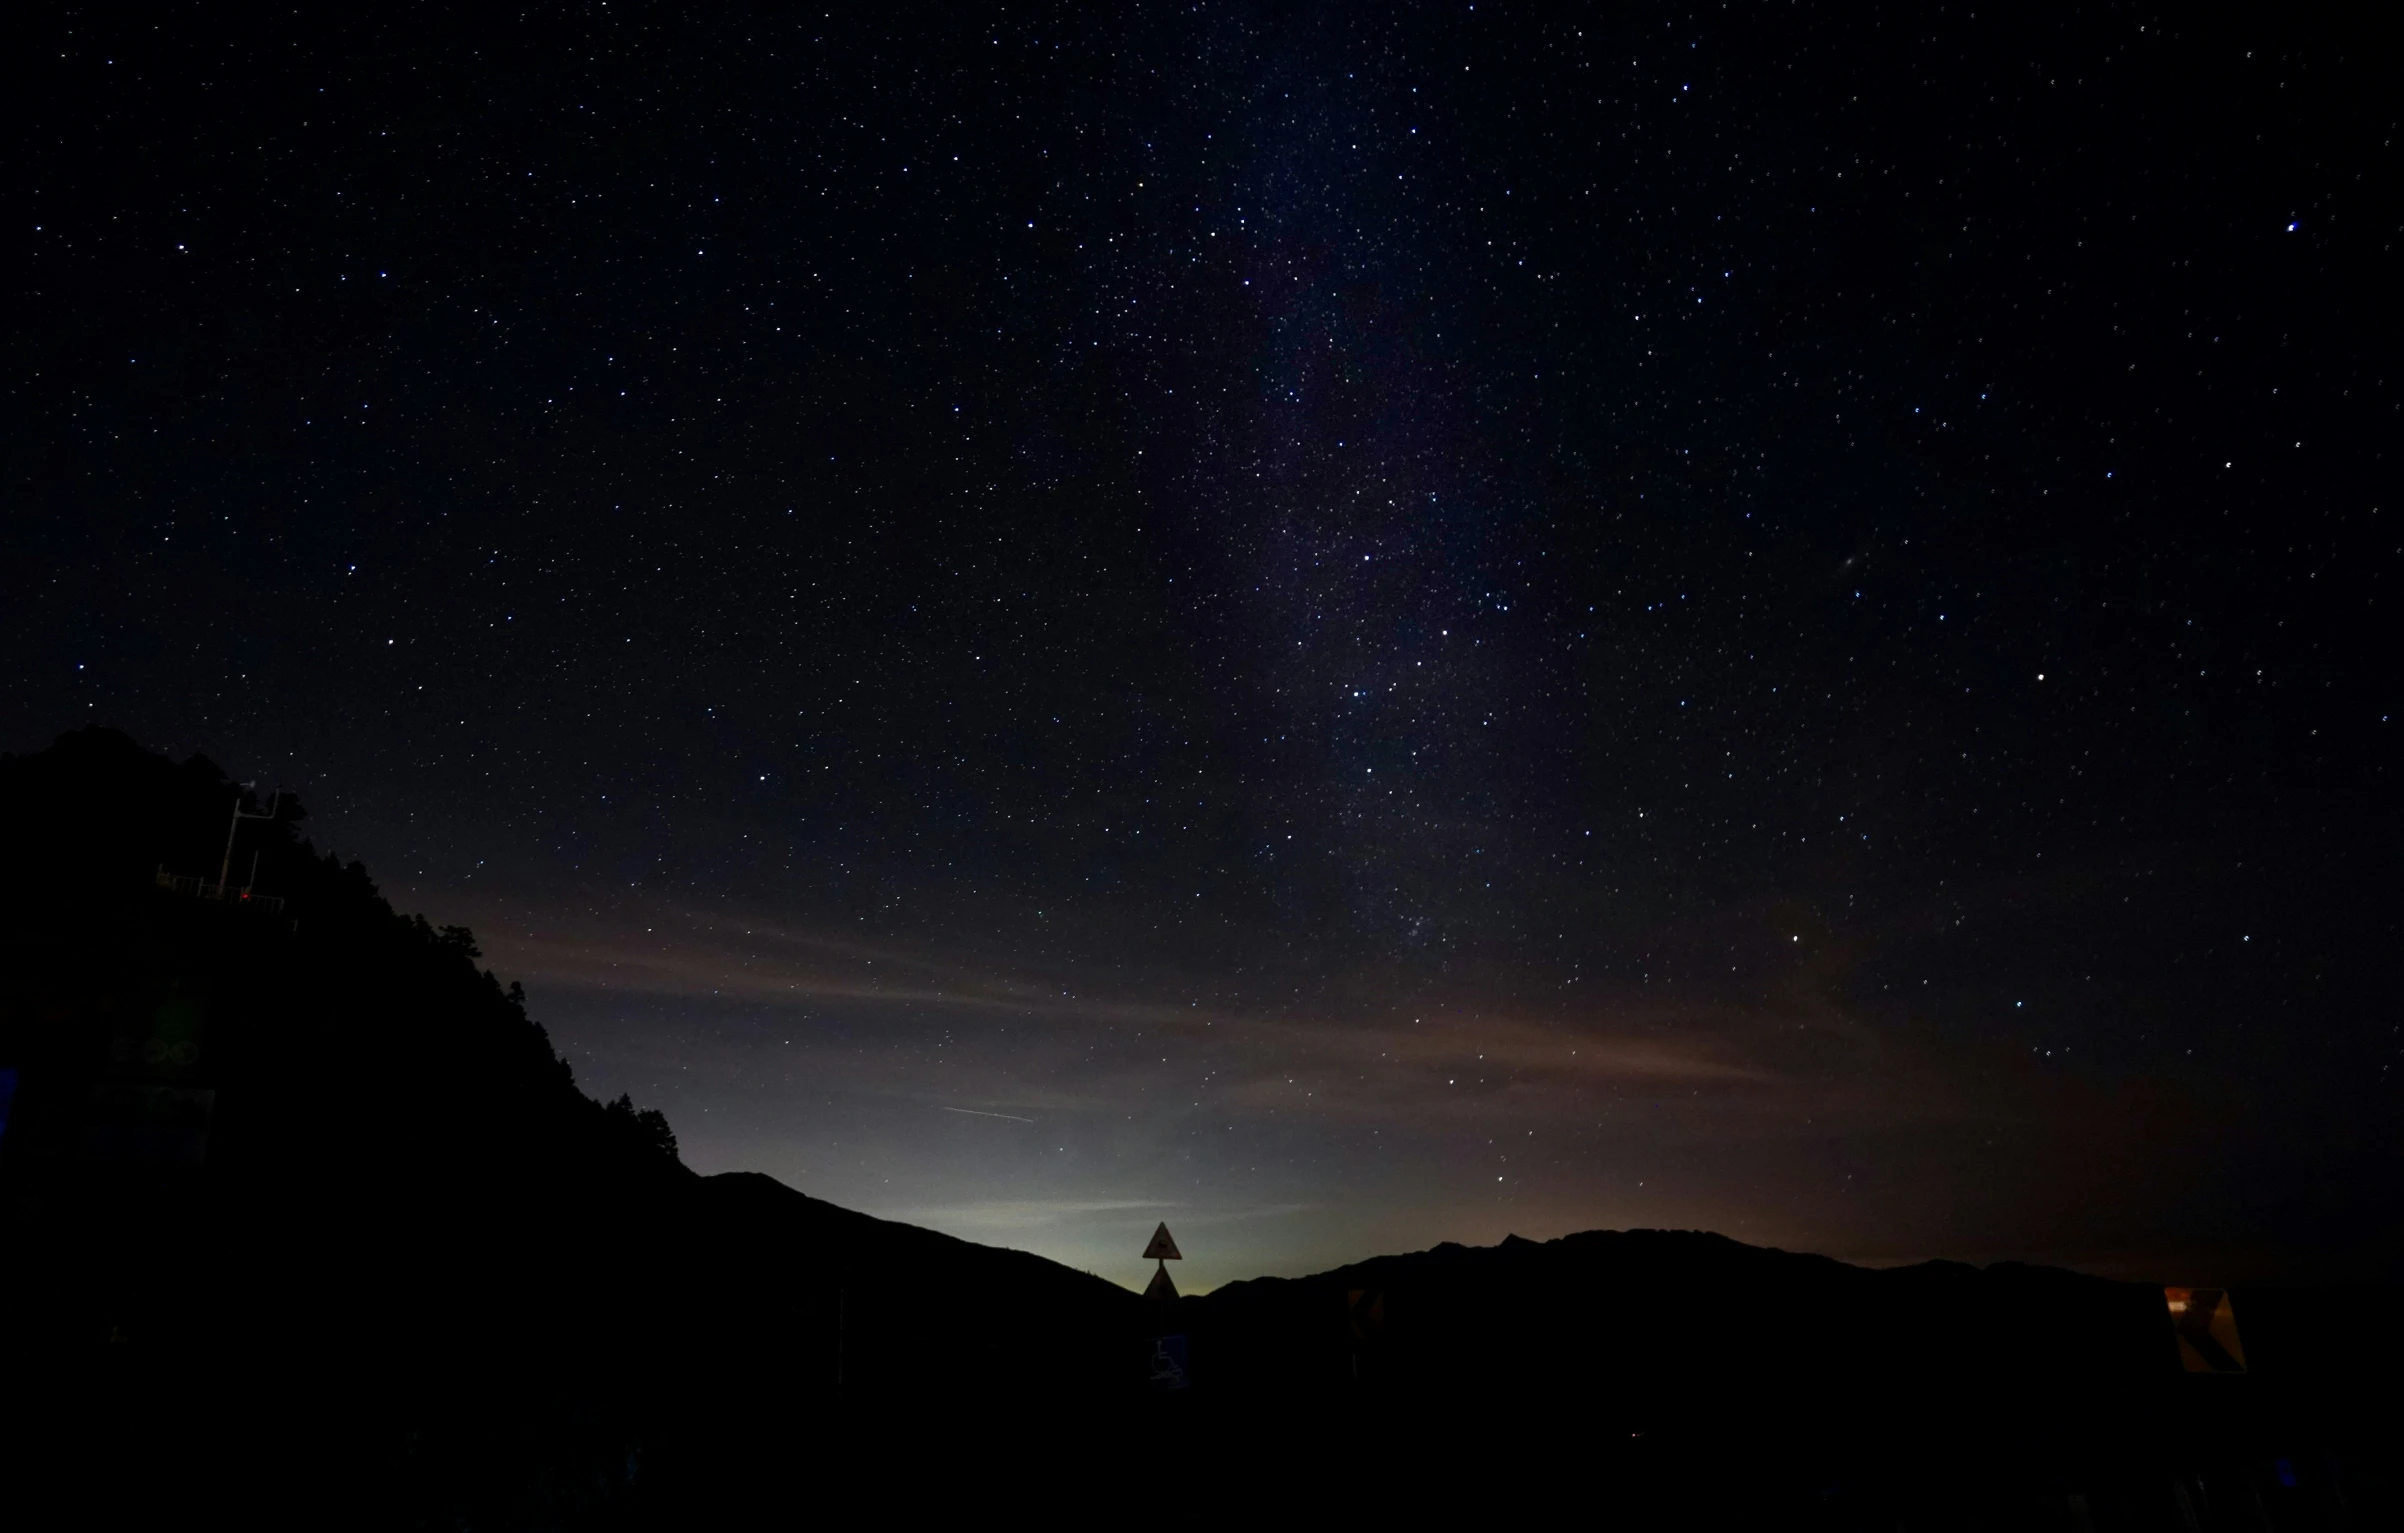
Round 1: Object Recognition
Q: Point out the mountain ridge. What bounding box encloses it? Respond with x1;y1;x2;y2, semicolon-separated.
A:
1;728;2390;1527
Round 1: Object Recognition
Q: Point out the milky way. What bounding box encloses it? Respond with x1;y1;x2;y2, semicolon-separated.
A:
8;4;2394;1289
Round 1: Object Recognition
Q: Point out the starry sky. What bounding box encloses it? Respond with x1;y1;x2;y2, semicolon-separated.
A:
9;3;2397;1290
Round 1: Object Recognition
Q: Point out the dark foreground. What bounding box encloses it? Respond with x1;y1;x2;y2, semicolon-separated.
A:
1;731;2393;1527
9;1266;2394;1530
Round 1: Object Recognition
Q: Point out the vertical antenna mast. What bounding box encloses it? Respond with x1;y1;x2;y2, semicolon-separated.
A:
216;783;282;897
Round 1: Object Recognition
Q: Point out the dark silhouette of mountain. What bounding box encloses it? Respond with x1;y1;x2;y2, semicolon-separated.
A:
0;728;2391;1528
0;729;1151;1525
1167;1231;2397;1525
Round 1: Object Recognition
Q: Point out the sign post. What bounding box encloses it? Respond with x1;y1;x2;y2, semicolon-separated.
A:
2163;1287;2247;1374
1346;1288;1384;1381
1143;1223;1187;1389
1142;1221;1182;1301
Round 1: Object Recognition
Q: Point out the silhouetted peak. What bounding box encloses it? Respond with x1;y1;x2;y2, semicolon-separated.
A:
0;727;688;1194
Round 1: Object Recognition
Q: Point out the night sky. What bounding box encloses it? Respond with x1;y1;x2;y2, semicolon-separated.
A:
10;4;2397;1290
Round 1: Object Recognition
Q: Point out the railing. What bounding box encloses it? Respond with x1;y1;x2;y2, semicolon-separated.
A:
155;867;287;915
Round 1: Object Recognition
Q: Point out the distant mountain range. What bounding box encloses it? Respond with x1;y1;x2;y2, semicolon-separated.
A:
0;729;2389;1528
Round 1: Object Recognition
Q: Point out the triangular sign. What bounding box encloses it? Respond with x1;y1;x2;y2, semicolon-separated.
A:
1144;1263;1180;1302
1143;1222;1182;1261
2165;1287;2247;1374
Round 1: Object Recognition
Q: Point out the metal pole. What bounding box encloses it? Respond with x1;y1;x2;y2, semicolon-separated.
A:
216;792;245;895
217;787;281;897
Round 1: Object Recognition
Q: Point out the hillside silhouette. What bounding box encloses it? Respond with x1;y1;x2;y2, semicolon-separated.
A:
1170;1230;2395;1526
0;729;2390;1528
0;729;1150;1524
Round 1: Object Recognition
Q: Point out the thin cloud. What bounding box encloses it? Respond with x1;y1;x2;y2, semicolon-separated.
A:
884;1198;1182;1230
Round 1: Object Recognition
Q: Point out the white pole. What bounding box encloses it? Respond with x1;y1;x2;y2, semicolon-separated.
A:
217;787;280;897
215;790;247;895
